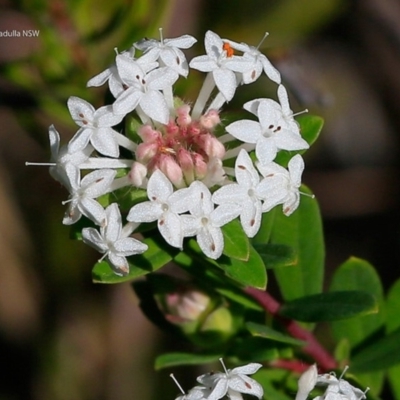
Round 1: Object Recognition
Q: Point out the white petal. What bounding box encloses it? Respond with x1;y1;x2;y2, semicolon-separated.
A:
140;90;169;124
212;183;246;205
189;55;218;72
213;68;237;101
95;105;124;127
277;84;292;115
257;99;282;130
79;198;107;225
116;54;144;85
205;376;228;400
82;227;108;253
114;237;148;255
87;68;112;87
188;181;213;217
288;154;305;188
231;363;262;375
180;215;200;237
240;198;262;238
63;203;81;225
282;192;300;216
113;88;142;115
261;56;281;84
81;169;116;198
226;120;261;144
211;203;241;228
48;125;60;159
68;96;94;126
273;129;309;152
169;187;192;214
104;203;121;243
235;149;260;188
197;226;224;259
228;376;263;398
165;35;197;49
255;137;278;164
108;253;130;274
127;202;162;223
68;127;92;154
147;169;173;202
204;30;223;60
146;67;179;90
158;212;183;248
91;127;119;158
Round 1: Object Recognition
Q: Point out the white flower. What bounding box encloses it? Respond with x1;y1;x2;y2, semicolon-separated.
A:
181;181;241;259
189;30;252;101
82;203;148;275
226;89;309;164
113;54;178;123
212;149;265;238
197;360;263;400
135;31;197;77
295;364;318;400
127;170;190;249
257;154;305;216
47;124;93;186
62;168;116;225
227;35;281;84
171;374;211;400
316;367;369;400
67;96;124;157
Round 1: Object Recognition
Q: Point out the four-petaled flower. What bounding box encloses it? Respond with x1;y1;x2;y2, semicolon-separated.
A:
257;154;306;216
226;86;309;164
197;360;263;400
127;170;190;249
212;149;268;237
135;32;197;77
82;203;148;275
189;30;253;101
113;54;178;123
181;181;241;259
67;96;124;157
62;168;116;226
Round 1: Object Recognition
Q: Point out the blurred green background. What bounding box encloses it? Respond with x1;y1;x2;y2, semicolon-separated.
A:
1;0;400;399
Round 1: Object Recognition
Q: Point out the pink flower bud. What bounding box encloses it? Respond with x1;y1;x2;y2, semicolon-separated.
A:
158;154;184;188
136;142;159;163
166;288;210;322
193;153;207;180
202;134;225;159
176;104;192;127
138;125;160;143
200;109;220;129
128;161;147;187
177;148;195;184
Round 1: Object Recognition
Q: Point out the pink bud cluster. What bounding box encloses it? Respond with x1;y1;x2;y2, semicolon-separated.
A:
134;105;224;188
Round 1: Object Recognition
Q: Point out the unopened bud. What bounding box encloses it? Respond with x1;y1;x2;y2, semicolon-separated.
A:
159;154;184;188
200;109;220;129
128;161;147;187
138;124;160;142
295;364;318;400
176;104;192;127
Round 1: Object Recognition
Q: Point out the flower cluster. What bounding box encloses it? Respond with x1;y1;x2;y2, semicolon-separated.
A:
29;29;312;274
171;359;263;400
296;364;369;400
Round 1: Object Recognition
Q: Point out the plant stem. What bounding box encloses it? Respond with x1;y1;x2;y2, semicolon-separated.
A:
244;287;337;371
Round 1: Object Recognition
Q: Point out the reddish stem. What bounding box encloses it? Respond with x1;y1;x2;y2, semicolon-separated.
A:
245;287;337;371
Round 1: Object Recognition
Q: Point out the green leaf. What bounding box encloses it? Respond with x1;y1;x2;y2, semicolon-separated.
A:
330;257;385;347
329;257;385;393
279;291;378;322
218;244;267;289
386;279;400;398
269;184;324;300
245;322;305;346
221;219;250;261
92;236;175;283
351;326;400;373
253;243;296;269
186;239;267;289
155;352;221;370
